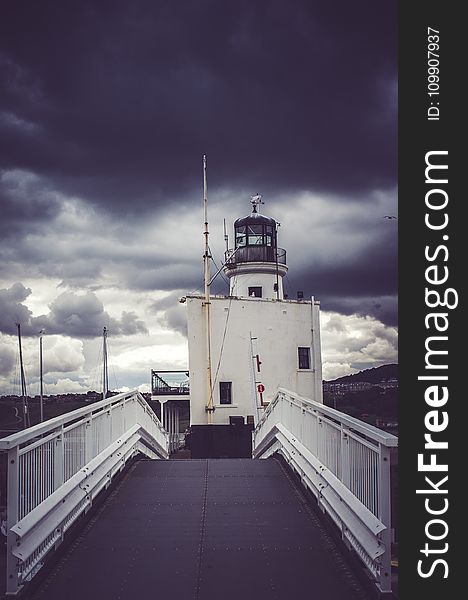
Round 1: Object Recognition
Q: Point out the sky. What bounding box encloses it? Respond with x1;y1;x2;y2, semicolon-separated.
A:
0;0;397;396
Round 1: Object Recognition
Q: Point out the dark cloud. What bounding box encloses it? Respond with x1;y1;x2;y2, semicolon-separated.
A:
0;345;15;376
281;207;398;324
0;2;397;390
150;291;188;337
0;0;396;212
34;291;148;338
323;295;397;327
0;170;61;238
0;282;33;333
287;255;398;325
0;284;148;338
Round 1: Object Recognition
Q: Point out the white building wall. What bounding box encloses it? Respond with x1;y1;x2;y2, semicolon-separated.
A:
228;269;285;300
186;295;323;425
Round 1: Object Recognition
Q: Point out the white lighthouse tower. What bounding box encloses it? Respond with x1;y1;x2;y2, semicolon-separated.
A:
225;194;288;300
185;197;323;426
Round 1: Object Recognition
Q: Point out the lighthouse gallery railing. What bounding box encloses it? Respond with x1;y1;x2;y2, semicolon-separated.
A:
253;388;397;594
0;390;169;595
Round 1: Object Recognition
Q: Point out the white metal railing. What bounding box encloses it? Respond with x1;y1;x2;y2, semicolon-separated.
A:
168;433;181;454
253;388;398;594
0;390;169;596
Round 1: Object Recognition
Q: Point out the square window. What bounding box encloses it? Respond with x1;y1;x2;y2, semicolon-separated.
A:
236;233;246;247
248;234;263;245
219;381;232;404
248;286;262;298
298;347;311;370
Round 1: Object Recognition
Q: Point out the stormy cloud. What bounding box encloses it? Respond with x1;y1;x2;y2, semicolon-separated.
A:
1;1;396;207
0;1;397;392
0;283;147;338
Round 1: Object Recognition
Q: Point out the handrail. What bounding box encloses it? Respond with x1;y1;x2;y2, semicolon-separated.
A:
224;246;287;266
253;388;398;594
257;387;398;446
0;390;163;449
1;389;169;595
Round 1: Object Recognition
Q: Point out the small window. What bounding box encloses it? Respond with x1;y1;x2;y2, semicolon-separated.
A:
219;381;232;405
248;286;262;298
235;226;246;247
298;347;311;370
247;224;263;245
248;234;263;245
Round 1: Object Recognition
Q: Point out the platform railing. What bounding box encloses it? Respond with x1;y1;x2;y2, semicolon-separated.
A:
224;246;287;266
253;388;398;594
0;390;169;596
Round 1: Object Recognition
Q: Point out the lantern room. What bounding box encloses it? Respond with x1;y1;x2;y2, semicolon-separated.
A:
224;195;288;299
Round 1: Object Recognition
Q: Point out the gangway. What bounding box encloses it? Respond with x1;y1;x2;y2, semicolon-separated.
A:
0;388;397;598
0;390;168;595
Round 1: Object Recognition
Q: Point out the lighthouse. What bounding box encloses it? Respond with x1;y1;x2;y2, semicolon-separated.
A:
224;194;288;300
185;196;323;428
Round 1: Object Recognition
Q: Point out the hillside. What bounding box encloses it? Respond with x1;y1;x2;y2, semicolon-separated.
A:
325;364;398;385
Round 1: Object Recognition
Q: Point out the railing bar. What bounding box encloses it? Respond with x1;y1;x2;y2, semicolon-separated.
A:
366;448;370;509
33;449;37;512
345;429;380;452
259;388;397;447
0;391;141;450
374;453;377;514
18;429;62;456
40;446;44;504
27;451;30;516
63;417;92;435
28;451;31;515
19;458;23;520
356;444;361;505
361;446;365;508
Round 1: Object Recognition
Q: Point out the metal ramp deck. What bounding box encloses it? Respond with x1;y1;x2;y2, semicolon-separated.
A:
27;458;370;600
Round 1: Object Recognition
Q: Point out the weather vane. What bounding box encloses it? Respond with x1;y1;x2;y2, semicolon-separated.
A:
250;193;264;212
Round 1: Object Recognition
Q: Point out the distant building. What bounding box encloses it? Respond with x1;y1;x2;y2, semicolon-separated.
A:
378;378;398;389
323;378;398;394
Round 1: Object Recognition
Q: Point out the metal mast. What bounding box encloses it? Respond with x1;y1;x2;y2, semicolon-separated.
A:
39;330;44;422
274;219;281;300
102;326;109;400
223;218;229;255
16;323;30;428
203;155;214;422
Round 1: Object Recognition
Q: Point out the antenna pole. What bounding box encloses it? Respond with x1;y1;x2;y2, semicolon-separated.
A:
275;221;280;300
39;330;44;422
16;323;30;428
203;155;214;423
223;218;229;255
102;327;109;400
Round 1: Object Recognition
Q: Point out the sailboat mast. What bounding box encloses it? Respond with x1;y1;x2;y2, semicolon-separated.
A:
16;323;30;428
102;326;109;400
203;155;214;423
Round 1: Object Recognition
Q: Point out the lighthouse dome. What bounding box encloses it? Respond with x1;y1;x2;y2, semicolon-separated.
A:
224;197;288;299
234;211;277;229
234;208;277;249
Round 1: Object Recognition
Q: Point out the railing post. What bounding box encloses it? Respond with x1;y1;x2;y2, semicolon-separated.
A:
107;408;112;446
130;395;138;430
54;426;64;490
340;426;350;487
6;446;20;595
378;443;392;593
85;414;93;464
119;403;125;437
